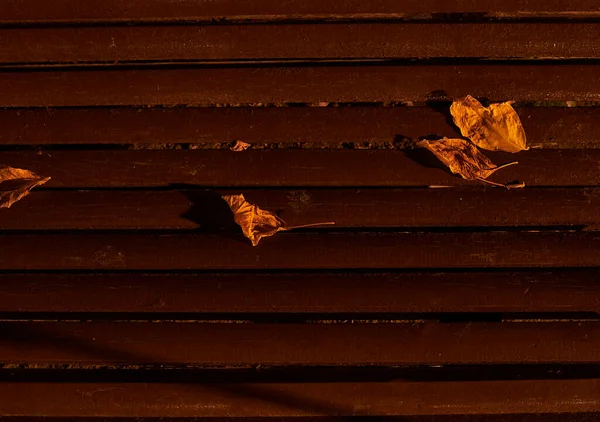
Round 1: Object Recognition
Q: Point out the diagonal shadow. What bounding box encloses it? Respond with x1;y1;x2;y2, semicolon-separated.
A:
5;324;600;416
0;323;356;416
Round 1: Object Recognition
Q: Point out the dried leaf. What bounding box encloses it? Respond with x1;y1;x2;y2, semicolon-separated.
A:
230;140;251;152
418;138;521;188
450;95;528;153
0;166;51;208
222;194;334;246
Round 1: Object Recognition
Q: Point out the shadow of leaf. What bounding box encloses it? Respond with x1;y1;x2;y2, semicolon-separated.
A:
424;99;461;138
403;148;452;176
170;184;248;244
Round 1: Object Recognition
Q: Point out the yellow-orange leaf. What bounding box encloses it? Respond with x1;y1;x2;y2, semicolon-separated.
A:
450;95;528;153
418;138;522;188
0;166;50;208
222;194;334;246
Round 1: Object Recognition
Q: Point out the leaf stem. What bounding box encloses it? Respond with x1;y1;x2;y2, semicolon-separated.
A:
476;177;508;188
493;161;518;171
286;222;336;230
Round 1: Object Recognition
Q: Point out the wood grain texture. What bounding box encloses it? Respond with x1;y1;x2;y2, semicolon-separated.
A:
0;232;599;270
2;23;600;64
1;106;599;148
1;271;599;313
1;380;599;416
4;149;599;188
1;65;600;107
2;0;600;23
1;321;599;366
4;188;600;230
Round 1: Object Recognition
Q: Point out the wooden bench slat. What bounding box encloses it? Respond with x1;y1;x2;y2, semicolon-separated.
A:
2;0;599;23
1;106;599;149
4;149;598;188
3;188;600;230
1;321;599;366
0;416;588;422
1;271;599;313
2;23;599;64
1;65;600;107
2;379;599;416
0;232;598;270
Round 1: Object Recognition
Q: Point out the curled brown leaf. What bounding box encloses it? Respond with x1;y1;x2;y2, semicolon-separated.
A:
0;166;51;208
418;138;522;188
450;95;528;153
230;140;251;152
222;194;334;246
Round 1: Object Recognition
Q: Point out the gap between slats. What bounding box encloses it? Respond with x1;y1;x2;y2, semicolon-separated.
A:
4;365;600;383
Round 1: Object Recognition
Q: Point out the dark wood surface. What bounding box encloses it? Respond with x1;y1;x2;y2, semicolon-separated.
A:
4;149;600;187
2;0;600;23
1;418;598;422
2;23;600;64
1;271;599;313
2;65;600;107
2;188;600;229
0;232;599;270
2;380;600;417
2;2;600;419
1;106;599;148
1;321;599;366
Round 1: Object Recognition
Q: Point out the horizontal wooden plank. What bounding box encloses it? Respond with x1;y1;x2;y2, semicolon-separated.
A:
2;23;600;64
2;0;599;23
0;418;596;422
0;232;599;270
1;65;600;107
3;149;599;188
1;379;599;416
2;106;600;148
1;270;599;313
2;321;599;366
4;188;600;230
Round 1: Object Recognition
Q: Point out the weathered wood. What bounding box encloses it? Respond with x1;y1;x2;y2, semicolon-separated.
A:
1;106;599;148
1;321;599;366
2;23;600;64
1;65;600;107
2;0;599;23
4;188;600;230
1;379;599;416
0;232;599;270
1;270;599;313
4;149;599;188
